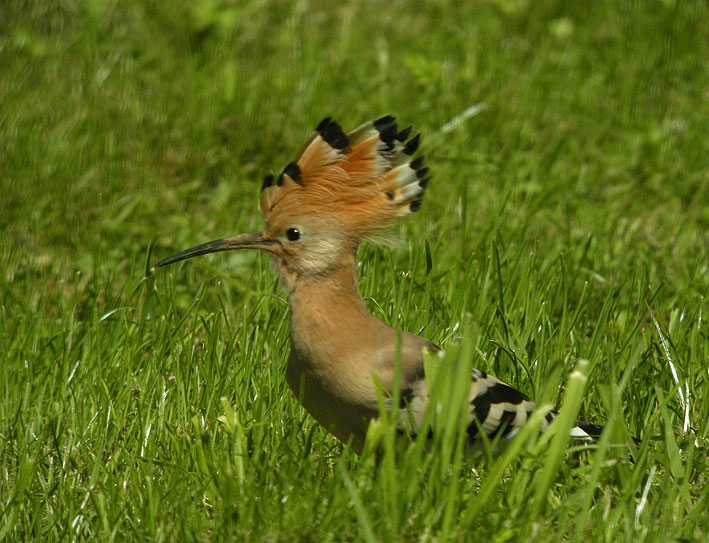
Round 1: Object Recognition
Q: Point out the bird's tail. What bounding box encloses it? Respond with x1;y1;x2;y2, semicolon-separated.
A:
569;420;604;440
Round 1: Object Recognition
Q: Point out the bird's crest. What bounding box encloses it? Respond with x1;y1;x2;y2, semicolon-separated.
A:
259;116;429;236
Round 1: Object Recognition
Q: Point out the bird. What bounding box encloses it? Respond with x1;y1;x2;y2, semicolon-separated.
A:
153;115;604;454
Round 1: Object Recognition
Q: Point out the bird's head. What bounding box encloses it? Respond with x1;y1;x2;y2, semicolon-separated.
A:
153;116;430;284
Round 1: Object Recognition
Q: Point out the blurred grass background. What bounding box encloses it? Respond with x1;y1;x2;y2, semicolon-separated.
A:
1;1;708;541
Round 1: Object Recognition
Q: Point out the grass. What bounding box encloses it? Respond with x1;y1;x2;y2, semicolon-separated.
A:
1;0;708;541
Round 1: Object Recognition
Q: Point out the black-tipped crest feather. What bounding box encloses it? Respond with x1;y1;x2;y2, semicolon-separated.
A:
404;133;421;155
410;156;425;170
283;162;302;184
396;126;413;141
261;174;275;190
374;115;398;149
316;117;350;151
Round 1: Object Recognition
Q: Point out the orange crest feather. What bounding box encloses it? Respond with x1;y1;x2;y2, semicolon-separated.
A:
259;116;429;236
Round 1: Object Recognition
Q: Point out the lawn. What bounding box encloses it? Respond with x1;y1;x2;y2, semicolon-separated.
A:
1;1;708;541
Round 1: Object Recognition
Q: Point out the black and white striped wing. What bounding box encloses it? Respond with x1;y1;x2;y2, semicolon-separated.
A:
396;360;603;447
466;369;603;443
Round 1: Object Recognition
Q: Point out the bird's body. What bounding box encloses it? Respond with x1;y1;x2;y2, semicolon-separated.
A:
284;259;433;451
155;116;603;454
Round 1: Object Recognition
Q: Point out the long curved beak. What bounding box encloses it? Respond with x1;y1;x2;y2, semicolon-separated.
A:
152;231;276;271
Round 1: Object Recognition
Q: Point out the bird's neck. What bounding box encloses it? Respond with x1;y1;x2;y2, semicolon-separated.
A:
287;255;375;337
281;253;389;371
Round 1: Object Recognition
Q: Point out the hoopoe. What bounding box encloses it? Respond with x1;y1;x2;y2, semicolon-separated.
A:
154;116;603;453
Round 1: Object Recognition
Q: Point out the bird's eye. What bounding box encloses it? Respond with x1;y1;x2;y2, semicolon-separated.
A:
285;228;301;242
